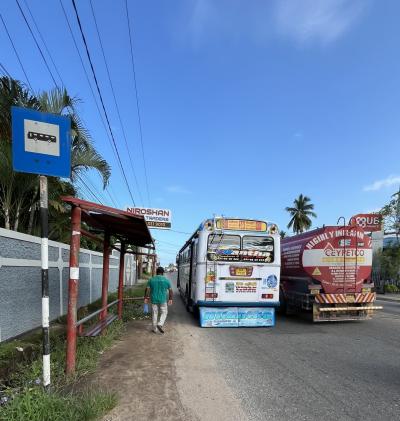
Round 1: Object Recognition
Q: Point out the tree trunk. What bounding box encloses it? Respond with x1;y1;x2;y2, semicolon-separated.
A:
4;206;10;230
14;201;21;231
28;184;39;234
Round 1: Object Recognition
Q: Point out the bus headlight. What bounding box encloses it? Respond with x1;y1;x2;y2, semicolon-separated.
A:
268;224;278;235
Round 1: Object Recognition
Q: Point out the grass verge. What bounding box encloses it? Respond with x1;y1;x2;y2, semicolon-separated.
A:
0;282;148;421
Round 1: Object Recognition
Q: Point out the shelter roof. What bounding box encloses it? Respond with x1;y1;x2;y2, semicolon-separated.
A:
62;197;154;248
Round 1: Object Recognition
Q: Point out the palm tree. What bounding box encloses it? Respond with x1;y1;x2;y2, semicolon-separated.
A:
285;194;317;234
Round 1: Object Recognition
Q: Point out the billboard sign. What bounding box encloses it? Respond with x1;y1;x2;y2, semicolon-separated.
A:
126;207;171;229
349;213;382;232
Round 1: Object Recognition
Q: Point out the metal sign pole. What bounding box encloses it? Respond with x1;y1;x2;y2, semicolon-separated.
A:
40;175;50;390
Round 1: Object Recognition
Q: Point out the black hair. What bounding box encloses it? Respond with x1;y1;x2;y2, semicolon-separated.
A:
156;267;164;275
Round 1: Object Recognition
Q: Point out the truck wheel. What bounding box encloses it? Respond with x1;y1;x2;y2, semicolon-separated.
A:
278;288;288;315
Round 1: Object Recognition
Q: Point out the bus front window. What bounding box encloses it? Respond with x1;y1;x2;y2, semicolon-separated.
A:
208;234;240;250
242;236;274;262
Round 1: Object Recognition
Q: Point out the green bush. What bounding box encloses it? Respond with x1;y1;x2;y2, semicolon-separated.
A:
384;284;400;293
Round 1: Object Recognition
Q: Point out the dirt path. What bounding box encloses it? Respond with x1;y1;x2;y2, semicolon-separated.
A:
89;292;247;421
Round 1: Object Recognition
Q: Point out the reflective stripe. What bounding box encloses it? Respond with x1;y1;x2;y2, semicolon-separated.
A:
70;267;79;280
41;238;48;269
43;354;50;386
42;297;49;327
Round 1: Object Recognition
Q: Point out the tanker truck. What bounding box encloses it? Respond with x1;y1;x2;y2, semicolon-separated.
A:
280;226;382;322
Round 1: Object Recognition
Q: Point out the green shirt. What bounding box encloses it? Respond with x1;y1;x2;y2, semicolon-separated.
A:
147;275;172;304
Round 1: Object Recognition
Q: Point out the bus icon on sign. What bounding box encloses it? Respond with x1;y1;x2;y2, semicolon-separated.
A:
27;131;57;143
24;119;60;157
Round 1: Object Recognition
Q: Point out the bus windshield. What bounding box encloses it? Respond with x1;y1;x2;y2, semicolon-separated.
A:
242;236;274;251
208;234;240;250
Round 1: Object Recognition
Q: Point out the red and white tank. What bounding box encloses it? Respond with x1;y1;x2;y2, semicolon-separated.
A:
281;226;372;294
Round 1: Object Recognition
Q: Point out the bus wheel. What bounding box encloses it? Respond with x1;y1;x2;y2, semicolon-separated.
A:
185;285;191;312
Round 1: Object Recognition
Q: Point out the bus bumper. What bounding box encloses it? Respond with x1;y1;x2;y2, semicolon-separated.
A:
197;301;280;307
199;306;276;328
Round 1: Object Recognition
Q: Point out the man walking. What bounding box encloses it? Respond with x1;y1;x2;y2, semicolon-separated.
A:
144;267;173;334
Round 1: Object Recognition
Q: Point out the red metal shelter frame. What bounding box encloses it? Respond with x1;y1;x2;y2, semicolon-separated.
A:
62;197;154;375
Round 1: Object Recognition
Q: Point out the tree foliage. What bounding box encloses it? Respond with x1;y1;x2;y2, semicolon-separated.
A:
376;245;400;281
285;194;317;234
380;189;400;236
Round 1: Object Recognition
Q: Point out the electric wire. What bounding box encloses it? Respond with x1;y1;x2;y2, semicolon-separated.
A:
0;13;33;91
15;0;59;89
124;0;151;206
154;239;181;247
21;0;65;88
84;174;111;206
106;184;121;208
58;0;127;202
76;174;104;205
0;62;12;78
169;229;192;235
89;0;144;207
71;0;136;206
104;187;118;208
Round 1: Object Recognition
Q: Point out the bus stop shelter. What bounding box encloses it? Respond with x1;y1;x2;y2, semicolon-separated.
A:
61;197;154;375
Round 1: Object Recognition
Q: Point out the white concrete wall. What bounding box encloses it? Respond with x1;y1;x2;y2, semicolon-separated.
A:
0;228;136;342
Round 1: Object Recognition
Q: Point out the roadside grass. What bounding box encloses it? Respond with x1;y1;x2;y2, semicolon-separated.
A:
0;282;148;421
0;387;117;421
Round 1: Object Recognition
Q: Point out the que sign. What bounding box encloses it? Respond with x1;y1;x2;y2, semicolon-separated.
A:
349;213;382;232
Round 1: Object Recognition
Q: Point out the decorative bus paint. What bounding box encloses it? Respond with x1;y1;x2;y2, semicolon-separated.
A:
177;218;281;327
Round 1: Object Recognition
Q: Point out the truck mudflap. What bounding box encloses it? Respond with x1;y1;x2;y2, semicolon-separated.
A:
313;302;383;322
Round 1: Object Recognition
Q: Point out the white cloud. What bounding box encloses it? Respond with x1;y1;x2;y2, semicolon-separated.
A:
181;0;368;48
166;185;192;194
363;175;400;192
274;0;367;45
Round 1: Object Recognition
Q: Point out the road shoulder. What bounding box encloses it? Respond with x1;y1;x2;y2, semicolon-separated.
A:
85;296;247;421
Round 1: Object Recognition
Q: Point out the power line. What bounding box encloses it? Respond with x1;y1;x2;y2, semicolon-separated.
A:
154;239;181;247
71;0;136;206
105;187;118;208
169;229;192;235
0;62;12;78
0;13;33;91
58;0;124;177
76;174;104;205
84;174;110;205
59;0;130;210
125;0;151;206
15;0;59;89
21;0;65;87
89;0;144;206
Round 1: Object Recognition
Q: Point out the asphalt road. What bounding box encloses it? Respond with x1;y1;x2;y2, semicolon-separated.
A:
168;273;400;421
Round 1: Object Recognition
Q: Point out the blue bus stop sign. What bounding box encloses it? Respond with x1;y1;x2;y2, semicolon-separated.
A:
12;106;71;178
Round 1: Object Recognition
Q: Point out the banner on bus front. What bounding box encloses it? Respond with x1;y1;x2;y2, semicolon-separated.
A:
126;207;172;229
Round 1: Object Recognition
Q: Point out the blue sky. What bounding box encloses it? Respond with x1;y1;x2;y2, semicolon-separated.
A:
1;0;399;264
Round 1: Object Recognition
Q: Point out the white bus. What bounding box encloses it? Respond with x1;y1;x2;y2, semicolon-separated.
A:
177;218;281;327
